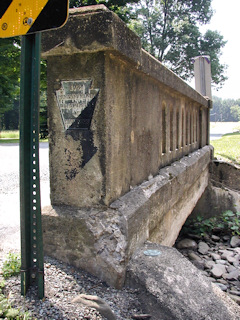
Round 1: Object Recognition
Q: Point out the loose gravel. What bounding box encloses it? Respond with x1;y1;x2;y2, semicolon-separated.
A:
0;255;144;320
176;233;240;306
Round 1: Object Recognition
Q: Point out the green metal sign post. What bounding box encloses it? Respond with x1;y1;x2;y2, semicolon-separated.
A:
19;33;44;299
1;0;69;299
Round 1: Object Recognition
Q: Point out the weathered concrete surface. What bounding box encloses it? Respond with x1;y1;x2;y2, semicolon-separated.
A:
42;6;210;208
42;205;127;288
42;146;212;287
211;160;240;192
111;145;212;254
192;160;240;218
126;242;240;320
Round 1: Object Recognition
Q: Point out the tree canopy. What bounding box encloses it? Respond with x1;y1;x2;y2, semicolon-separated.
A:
0;37;20;127
69;0;140;21
211;97;240;122
128;0;227;88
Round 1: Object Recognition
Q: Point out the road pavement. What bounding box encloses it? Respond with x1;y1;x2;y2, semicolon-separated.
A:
210;122;239;141
0;142;50;254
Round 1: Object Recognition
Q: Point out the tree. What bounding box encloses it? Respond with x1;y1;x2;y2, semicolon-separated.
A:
211;97;240;122
129;0;227;88
0;37;21;129
230;105;240;122
69;0;140;21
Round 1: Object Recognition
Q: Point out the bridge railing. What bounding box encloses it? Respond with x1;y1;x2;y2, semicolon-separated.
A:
42;5;211;208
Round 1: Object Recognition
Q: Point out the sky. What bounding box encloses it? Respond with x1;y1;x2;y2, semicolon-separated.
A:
201;0;240;100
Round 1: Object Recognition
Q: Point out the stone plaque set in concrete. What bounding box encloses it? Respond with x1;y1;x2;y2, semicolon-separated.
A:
56;80;99;131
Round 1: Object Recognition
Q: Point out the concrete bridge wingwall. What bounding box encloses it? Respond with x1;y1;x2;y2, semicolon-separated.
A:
42;5;212;287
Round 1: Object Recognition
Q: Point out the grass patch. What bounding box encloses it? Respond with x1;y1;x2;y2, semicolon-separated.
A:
0;130;19;139
0;131;48;144
0;138;19;144
211;132;240;165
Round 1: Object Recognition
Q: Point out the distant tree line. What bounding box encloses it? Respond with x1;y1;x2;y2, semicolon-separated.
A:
211;96;240;122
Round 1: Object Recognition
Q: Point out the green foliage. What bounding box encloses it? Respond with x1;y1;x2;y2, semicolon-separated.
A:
2;253;21;279
182;210;240;237
0;37;21;128
0;280;32;319
222;210;240;236
69;0;141;22
128;0;227;87
230;105;240;122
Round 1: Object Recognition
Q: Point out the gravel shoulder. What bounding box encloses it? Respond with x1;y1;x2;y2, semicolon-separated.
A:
1;256;143;320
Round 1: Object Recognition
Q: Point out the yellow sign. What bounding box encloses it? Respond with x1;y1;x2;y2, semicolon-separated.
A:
0;0;69;38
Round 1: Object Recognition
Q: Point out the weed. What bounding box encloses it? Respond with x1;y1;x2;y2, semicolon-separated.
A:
2;253;21;279
0;255;33;319
182;210;240;237
221;210;240;236
0;279;32;319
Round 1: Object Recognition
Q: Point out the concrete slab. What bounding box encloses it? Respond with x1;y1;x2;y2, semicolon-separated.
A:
126;242;240;320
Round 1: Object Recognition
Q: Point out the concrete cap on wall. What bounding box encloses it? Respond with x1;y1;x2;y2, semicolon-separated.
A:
42;5;209;107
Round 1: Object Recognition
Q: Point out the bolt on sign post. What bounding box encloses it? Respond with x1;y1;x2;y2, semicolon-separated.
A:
0;0;69;299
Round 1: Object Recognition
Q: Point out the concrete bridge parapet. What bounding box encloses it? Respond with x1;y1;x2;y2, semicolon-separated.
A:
41;5;213;287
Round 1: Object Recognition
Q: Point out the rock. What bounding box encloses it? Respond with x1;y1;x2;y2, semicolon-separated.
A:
223;235;230;241
215;283;228;291
210;252;221;261
221;250;234;260
185;233;202;241
131;315;152;319
228;294;240;305
177;239;198;250
230;236;240;248
218;279;228;285
227;266;237;273
211;264;226;278
235;254;240;261
198;241;210;255
127;243;235;319
208;276;217;282
225;270;240;281
215;259;228;265
226;254;237;264
72;294;116;320
205;260;216;269
233;248;240;254
229;290;240;297
188;252;202;261
212;235;220;242
192;260;205;270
